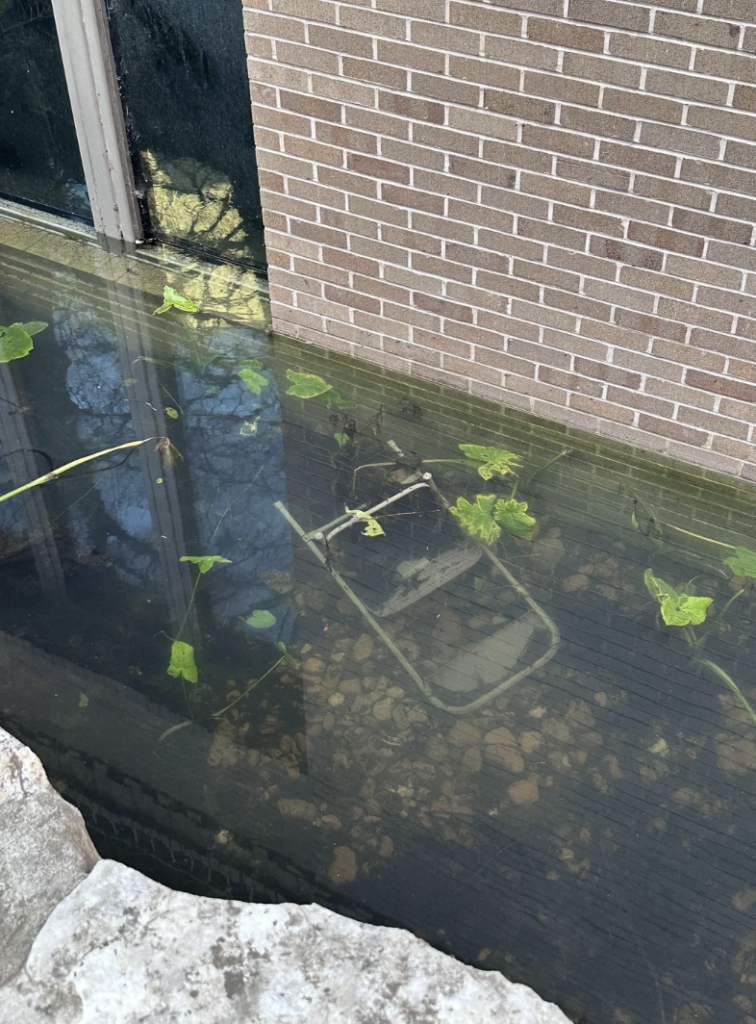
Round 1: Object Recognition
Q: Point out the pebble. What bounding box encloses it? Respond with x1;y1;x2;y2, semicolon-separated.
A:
595;583;617;602
372;697;394;722
320;814;343;831
322;712;336;731
379;835;395;858
392;704;410;730
449;721;484;748
408;705;429;725
529;706;547;719
483;726;517;748
278;799;318;820
461;746;483;773
328;692;345;707
519;730;542;753
339;677;362;694
561;573;590;593
426;736;449;762
467;615;489;630
732;889;756;912
594;691;608;708
486;745;525;773
508;778;539;806
386;686;405;699
353;633;375;661
303;657;325;674
328;846;358;885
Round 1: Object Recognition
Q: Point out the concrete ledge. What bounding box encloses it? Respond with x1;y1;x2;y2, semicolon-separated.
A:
0;726;570;1024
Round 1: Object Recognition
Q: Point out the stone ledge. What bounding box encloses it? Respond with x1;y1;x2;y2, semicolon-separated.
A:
0;726;570;1024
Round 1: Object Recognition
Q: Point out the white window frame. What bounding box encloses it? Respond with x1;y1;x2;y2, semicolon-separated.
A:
50;0;143;248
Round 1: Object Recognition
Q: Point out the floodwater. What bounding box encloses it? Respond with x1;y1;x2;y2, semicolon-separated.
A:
2;219;756;1024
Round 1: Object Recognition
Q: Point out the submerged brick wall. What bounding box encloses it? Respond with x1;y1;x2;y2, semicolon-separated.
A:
242;0;756;479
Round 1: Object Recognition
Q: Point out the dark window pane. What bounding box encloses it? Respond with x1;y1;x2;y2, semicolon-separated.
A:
108;0;266;269
0;0;91;220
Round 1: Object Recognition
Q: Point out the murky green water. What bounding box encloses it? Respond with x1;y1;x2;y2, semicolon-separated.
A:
2;221;756;1024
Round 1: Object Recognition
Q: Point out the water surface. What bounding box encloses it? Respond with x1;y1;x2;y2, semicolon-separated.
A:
2;220;756;1024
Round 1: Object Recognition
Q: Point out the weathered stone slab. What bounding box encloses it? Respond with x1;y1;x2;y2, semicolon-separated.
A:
3;857;570;1024
0;728;99;986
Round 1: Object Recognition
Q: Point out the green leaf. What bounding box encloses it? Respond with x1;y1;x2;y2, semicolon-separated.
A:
22;322;48;336
661;594;712;627
449;494;500;545
123;378;137;387
644;570;712;627
334;432;349;447
240;419;259;437
246;609;277;629
78;692;89;709
324;390;356;410
286;369;332;399
459;444;521;481
723;545;756;580
180;554;232;574
493;498;536;539
153;285;199;315
345;505;386;537
165;406;179;419
276;641;300;669
238;367;269;395
0;323;35;363
167;640;198;683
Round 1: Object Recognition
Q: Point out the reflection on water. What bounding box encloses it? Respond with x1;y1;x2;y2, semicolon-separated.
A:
2;224;756;1024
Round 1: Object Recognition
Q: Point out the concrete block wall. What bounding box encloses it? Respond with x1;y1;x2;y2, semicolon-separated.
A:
242;0;756;480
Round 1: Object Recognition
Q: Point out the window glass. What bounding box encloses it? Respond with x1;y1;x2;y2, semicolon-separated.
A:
108;0;266;269
0;0;91;220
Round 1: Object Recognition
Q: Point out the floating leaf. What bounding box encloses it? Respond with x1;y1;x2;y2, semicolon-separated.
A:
156;477;164;484
78;692;89;708
180;554;232;574
276;641;300;669
167;640;198;683
286;369;332;399
205;385;221;397
240;419;259;437
345;505;385;537
123;377;137;387
459;444;521;481
334;432;349;447
22;322;48;336
0;323;39;363
324;390;356;410
493;498;536;540
449;494;501;545
246;609;277;629
153;285;199;315
723;546;756;580
238;366;269;395
644;569;712;627
165;406;179;419
661;594;712;627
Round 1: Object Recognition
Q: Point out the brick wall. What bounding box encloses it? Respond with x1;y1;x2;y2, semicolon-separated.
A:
242;0;756;480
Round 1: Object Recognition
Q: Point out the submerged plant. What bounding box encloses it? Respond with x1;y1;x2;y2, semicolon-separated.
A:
0;437;168;505
345;505;385;537
0;320;47;363
165;554;231;710
449;494;536;545
153;285;199;315
238;359;269;395
644;562;756;728
458;444;521;481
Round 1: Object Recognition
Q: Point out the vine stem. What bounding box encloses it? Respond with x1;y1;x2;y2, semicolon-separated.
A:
698;658;756;727
0;437;163;504
212;656;285;718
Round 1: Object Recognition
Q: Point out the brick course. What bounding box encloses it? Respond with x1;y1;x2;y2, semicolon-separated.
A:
243;0;756;478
